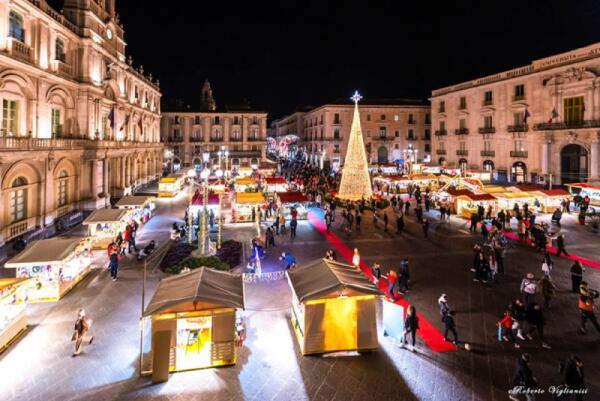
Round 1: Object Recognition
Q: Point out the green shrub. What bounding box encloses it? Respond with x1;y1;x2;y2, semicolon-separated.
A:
166;255;230;274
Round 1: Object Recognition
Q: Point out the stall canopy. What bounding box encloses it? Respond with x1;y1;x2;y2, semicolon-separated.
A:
235;177;255;186
191;192;220;206
265;177;287;185
535;189;570;197
287;259;381;303
83;208;130;224
5;238;83;267
235;192;265;204
115;195;152;208
143;267;245;317
277;191;309;203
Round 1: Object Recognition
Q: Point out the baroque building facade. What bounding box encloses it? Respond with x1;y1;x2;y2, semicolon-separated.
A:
430;42;600;185
0;0;162;247
161;80;268;171
282;99;431;170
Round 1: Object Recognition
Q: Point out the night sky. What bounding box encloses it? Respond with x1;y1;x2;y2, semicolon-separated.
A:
52;0;600;119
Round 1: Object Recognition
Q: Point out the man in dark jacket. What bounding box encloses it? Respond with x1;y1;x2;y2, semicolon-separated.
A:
556;233;570;257
526;303;551;349
509;353;537;401
396;213;405;234
558;356;585;401
402;305;419;350
442;311;458;344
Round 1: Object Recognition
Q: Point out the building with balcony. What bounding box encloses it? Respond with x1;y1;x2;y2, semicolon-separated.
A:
279;98;430;170
160;80;268;171
270;110;306;159
0;0;162;247
430;41;600;184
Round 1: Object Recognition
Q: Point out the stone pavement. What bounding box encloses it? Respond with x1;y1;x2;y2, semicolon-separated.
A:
0;189;599;401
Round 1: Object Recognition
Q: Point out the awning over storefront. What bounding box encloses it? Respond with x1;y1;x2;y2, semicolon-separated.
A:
287;259;381;303
235;192;265;204
143;267;245;317
277;191;309;203
4;237;83;267
83;208;130;224
115;196;153;208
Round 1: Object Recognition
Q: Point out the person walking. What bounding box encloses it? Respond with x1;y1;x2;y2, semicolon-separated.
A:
540;275;556;309
109;250;119;281
422;218;429;238
570;261;585;293
438;294;450;315
273;215;280;235
557;356;585;401
415;204;423;223
72;308;94;356
387;269;397;301
290;218;298;239
509;353;537;401
526;303;551;349
442;310;458;344
520;273;538;307
578;290;600;335
383;212;389;232
280;252;297;270
556;233;570;257
398;259;410;293
352;248;360;267
355;211;362;232
402;305;419;350
325;211;333;233
498;311;521;348
279;214;286;234
396;213;405;234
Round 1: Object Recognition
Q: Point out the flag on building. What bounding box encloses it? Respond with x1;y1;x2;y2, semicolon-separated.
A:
523;108;530;123
547;108;558;123
108;106;115;129
120;113;130;132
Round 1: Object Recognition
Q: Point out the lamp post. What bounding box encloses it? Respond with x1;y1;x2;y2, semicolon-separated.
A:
199;151;210;254
187;168;196;244
215;168;223;249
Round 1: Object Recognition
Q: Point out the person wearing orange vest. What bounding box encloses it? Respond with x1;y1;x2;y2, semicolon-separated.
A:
578;289;600;335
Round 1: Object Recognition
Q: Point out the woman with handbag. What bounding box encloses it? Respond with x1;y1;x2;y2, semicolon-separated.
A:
72;308;94;356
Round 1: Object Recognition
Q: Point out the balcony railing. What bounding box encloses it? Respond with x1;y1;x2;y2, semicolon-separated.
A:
436;149;447;155
482;99;493;106
229;137;243;142
480;150;495;157
168;137;183;143
57;61;73;78
247;137;264;142
434;130;447;136
406;136;417;141
456;149;469;156
510;150;528;158
376;136;390;141
408;120;416;125
10;39;32;63
507;124;529;132
212;150;261;158
189;137;204;142
478;127;496;134
533;120;600;130
455;128;469;135
209;137;223;142
422;135;431;141
0;137;163;151
512;95;526;101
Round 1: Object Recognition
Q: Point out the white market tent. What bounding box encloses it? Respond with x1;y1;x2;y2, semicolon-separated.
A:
115;195;153;208
4;237;83;267
83;208;130;224
143;267;245;317
287;259;381;355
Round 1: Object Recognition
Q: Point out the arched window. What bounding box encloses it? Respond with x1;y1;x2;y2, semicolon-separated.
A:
483;160;494;172
10;176;28;222
55;38;66;62
9;11;24;42
58;170;68;206
458;158;468;171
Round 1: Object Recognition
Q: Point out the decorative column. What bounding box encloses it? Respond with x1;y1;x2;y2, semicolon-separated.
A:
91;159;99;199
590;134;600;182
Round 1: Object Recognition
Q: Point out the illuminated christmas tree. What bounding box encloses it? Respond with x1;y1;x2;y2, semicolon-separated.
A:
337;91;373;201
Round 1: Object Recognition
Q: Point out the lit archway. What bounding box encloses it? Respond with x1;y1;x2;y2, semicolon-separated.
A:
483;160;494;172
511;161;527;183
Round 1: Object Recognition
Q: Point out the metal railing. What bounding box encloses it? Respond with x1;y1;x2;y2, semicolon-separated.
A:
455;128;469;135
507;124;529;132
533;120;600;130
436;149;447;155
434;130;448;136
510;150;528;158
478;127;496;134
480;150;495;157
456;149;469;156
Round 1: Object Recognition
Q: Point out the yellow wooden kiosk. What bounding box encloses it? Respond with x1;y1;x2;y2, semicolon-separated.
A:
141;268;245;380
232;192;265;222
83;208;132;249
4;238;92;302
158;174;185;197
115;195;156;223
286;258;381;355
0;278;30;352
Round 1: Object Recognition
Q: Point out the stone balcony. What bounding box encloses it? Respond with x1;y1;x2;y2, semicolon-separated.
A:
406;135;417;141
507;124;529;132
436;149;447;155
167;137;184;143
209;137;224;142
247;137;265;142
455;128;469;135
480;150;495;157
10;39;32;63
0;136;163;152
510;150;528;158
456;149;469;156
532;120;600;130
434;130;447;136
478;127;496;134
56;61;73;79
189;137;204;142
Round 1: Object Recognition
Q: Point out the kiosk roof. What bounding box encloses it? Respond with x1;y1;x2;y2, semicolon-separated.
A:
5;237;83;267
83;208;130;224
115;196;152;207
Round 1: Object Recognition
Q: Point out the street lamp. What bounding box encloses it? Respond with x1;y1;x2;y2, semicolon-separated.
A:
215;168;223;249
187;168;196;244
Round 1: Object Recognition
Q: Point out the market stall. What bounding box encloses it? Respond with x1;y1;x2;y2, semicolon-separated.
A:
4;238;92;302
372;175;407;193
407;173;441;191
83;208;132;249
465;170;492;183
158;174;185;198
232;193;266;223
189;190;221;220
141;267;245;378
276;192;310;220
493;192;536;215
115;195;156;223
207;178;227;194
455;193;498;218
257;165;276;176
433;188;473;213
286;258;381;355
0;278;30;352
529;189;570;213
264;177;289;193
566;183;600;207
236;167;254;178
234;176;257;192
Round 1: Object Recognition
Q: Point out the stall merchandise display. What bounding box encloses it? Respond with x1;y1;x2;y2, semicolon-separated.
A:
159;174;185;197
4;238;93;302
232;193;266;223
566;183;600;206
530;189;571;213
0;278;29;352
83;208;132;249
455;193;497;218
276;192;309;220
115;196;156;223
264;177;288;193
